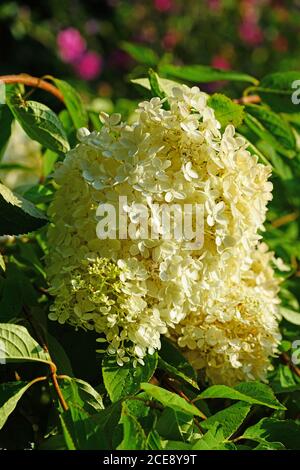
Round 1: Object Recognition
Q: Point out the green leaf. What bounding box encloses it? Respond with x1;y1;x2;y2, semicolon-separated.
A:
38;433;67;450
147;430;163;450
46;333;73;376
117;403;147;450
0;105;14;159
121;42;158;66
126;392;150;420
52;78;88;129
7;94;70;153
192;423;236;450
283;113;300;133
244;113;295;159
241;418;300;450
208;93;245;129
0;264;24;321
197;381;285;410
42;149;59;177
254;441;285;450
260;71;300;91
0;323;51;365
156;407;201;442
0;381;39;430
61;377;104;414
60;401;122;450
256;71;300;113
164;440;193;450
58;109;77;147
23;183;54;205
238;118;292;179
245;104;296;154
59;414;77;450
16;243;46;280
102;353;158;402
270;364;300;394
148;69;167;101
58;404;89;450
256;140;293;180
237;128;273;168
159;64;258;85
159;338;198;389
158;358;199;391
131;77;180;96
0;182;48;235
141;383;206;419
280;306;300;325
201;401;251;439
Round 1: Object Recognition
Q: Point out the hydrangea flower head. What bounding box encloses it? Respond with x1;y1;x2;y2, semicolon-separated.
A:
46;84;281;383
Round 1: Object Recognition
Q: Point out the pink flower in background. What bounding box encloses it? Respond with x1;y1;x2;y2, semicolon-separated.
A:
74;51;103;80
239;21;263;46
211;55;231;70
154;0;173;13
162;30;180;50
57;28;86;63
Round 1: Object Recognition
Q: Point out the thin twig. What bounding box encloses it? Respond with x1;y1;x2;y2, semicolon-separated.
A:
162;376;207;422
28;375;48;386
57;375;72;381
127;396;164;411
0;74;64;103
49;362;69;411
233;95;261;105
281;352;300;378
271;211;299;229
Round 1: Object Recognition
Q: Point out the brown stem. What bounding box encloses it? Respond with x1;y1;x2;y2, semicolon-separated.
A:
29;375;48;386
57;374;72;381
127;396;164;411
49;362;69;412
33;284;53;299
233;95;261;105
271;211;299;229
163;375;207;420
0;74;64;103
281;352;300;378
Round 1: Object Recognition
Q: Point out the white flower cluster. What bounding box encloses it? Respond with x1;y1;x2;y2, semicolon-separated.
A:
46;84;282;384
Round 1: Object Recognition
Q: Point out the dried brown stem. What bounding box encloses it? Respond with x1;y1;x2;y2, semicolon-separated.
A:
49;362;69;411
233;95;261;105
0;74;64;103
